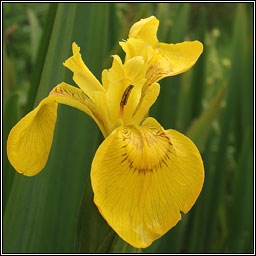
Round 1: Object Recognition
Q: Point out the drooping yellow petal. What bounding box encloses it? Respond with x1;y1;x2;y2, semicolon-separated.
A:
7;82;106;176
91;117;204;248
128;16;159;46
63;42;105;98
157;40;203;76
49;82;107;136
7;98;57;176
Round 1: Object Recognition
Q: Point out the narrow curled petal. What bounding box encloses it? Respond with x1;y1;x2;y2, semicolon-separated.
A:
91;117;204;248
63;42;104;98
132;83;160;125
7;83;106;176
128;16;159;46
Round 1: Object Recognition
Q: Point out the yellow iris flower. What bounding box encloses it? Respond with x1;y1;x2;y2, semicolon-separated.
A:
7;16;204;248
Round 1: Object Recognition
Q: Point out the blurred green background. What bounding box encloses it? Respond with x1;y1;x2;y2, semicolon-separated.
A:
3;3;254;253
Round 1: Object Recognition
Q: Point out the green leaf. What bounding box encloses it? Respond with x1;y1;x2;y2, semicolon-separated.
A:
186;81;227;152
3;44;16;100
177;7;207;132
27;8;42;63
75;177;116;253
228;126;253;252
202;4;250;252
109;236;140;253
24;3;58;114
170;3;190;43
3;92;20;212
3;3;101;253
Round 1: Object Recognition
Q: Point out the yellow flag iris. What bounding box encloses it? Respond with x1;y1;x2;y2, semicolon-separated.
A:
7;16;204;248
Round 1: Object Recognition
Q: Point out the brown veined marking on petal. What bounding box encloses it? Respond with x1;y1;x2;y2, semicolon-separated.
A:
143;49;172;88
120;84;134;114
144;61;171;90
49;84;106;132
120;84;134;106
120;124;173;175
132;61;171;119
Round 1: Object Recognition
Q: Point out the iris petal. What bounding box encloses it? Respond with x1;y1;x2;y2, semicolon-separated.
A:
128;16;159;46
7;99;57;176
132;83;160;125
124;16;203;87
63;42;105;98
91;117;204;248
7;82;106;176
157;41;203;76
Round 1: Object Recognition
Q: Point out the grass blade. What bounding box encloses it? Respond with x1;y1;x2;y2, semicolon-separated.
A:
202;4;249;252
3;4;101;253
3;92;20;212
24;3;58;114
187;81;227;152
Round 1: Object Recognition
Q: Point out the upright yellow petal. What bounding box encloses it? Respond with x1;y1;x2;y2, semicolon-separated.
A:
102;55;126;126
120;38;154;65
91;117;204;248
7;82;107;176
102;55;124;90
120;38;203;95
132;83;160;125
124;17;203;86
129;16;159;46
102;55;148;128
63;42;105;98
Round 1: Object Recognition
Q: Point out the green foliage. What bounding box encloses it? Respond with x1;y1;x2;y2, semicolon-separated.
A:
3;2;253;253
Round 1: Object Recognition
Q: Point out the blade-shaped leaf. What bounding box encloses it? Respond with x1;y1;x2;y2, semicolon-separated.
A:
202;4;249;251
186;82;227;152
3;92;20;212
3;3;100;253
24;3;58;114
